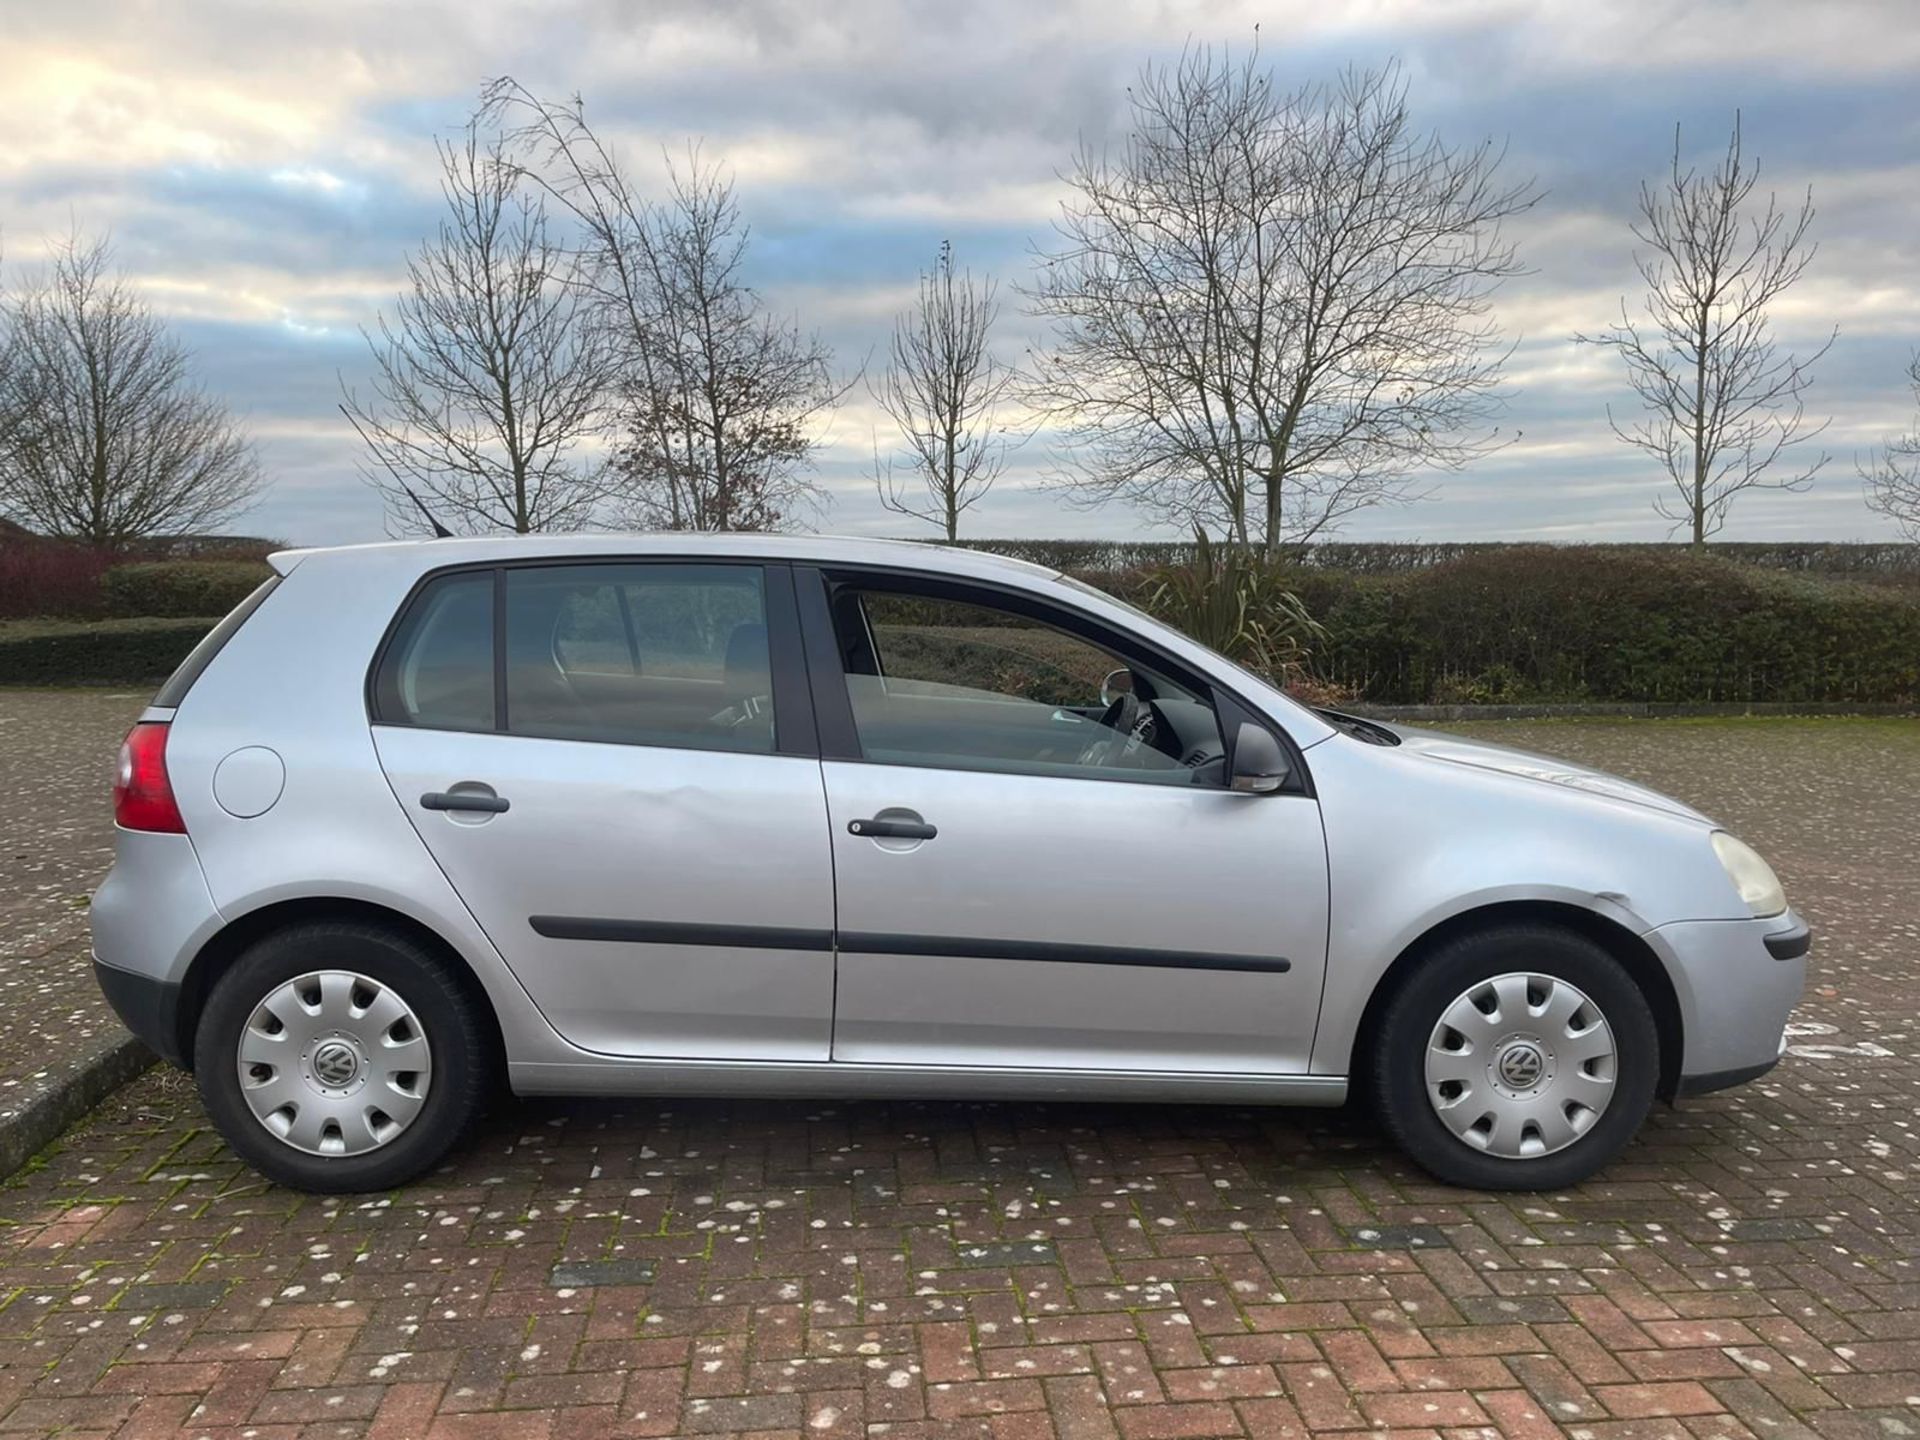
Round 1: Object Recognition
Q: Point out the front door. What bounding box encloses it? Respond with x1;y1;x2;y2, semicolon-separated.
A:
804;571;1330;1074
371;560;836;1061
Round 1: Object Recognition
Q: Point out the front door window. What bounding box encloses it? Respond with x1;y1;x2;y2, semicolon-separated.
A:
833;586;1229;786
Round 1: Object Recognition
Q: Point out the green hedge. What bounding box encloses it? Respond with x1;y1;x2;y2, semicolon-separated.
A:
7;546;1919;705
0;617;219;687
101;560;272;619
1089;547;1920;706
957;538;1920;583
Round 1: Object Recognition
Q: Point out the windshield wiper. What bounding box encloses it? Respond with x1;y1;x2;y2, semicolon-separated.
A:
1316;708;1401;746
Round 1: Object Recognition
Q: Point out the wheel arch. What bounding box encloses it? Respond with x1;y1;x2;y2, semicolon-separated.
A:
1348;899;1685;1102
174;896;506;1073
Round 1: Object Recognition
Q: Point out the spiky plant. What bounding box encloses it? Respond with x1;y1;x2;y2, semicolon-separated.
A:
1144;532;1323;683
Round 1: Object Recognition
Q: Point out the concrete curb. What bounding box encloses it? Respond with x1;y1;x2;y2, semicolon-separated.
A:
0;1035;155;1180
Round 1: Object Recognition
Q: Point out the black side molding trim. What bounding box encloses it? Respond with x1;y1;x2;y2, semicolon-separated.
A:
528;917;1289;973
838;932;1290;974
530;917;834;951
1763;921;1811;960
1676;1056;1781;1098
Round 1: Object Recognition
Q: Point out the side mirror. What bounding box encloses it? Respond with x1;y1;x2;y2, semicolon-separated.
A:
1230;722;1289;794
1100;667;1134;706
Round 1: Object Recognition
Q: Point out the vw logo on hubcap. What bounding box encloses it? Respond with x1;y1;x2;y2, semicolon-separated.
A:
312;1040;361;1088
1497;1042;1545;1089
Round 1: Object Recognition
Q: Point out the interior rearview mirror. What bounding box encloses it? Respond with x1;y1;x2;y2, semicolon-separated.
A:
1230;722;1289;794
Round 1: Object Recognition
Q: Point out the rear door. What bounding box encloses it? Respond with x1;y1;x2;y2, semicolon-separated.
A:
370;559;836;1061
803;569;1331;1075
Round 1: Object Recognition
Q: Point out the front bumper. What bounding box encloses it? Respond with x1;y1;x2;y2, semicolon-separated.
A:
1675;1053;1785;1098
1648;908;1808;1094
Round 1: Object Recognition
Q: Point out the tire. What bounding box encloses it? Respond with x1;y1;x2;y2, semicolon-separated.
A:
194;921;491;1193
1369;923;1659;1191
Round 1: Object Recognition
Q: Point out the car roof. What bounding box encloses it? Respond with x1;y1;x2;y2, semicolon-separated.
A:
270;532;1062;584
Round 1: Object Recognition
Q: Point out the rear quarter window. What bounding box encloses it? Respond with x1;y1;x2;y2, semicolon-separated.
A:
370;570;496;731
153;576;282;708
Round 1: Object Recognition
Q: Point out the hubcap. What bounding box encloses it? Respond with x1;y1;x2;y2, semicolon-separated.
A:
235;970;432;1157
1425;972;1617;1160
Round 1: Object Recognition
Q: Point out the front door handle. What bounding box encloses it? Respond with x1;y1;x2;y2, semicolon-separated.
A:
421;790;510;814
848;816;936;840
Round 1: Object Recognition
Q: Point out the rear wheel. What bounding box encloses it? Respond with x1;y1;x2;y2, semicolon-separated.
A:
195;922;489;1192
1370;924;1659;1190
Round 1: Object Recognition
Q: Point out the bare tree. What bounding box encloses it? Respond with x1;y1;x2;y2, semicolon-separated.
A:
1863;353;1920;541
342;124;610;535
612;157;844;531
1027;50;1533;556
1579;118;1833;547
869;241;1016;540
481;81;846;532
0;239;17;461
0;235;260;548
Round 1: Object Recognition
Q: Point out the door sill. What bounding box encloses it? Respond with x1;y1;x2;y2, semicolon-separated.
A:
510;1055;1347;1106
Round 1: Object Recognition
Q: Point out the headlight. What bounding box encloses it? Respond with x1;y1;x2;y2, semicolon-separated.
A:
1711;832;1786;917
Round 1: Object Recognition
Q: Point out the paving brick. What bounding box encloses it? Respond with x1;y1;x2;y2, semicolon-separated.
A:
1357;1388;1491;1427
1594;1381;1728;1418
545;1259;656;1287
1112;1400;1241;1438
115;1281;229;1311
1046;1374;1121;1440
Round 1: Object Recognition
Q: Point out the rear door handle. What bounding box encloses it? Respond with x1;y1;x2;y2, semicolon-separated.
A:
848;816;936;840
421;790;510;814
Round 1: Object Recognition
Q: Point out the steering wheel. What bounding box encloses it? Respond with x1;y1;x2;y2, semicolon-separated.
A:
709;693;774;734
1079;690;1150;767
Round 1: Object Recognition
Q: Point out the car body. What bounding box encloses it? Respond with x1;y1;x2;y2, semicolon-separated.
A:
90;534;1809;1191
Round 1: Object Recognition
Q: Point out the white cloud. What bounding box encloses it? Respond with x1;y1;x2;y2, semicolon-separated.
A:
4;0;1917;544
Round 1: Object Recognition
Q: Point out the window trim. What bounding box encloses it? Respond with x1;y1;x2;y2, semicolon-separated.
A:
364;556;818;760
792;563;1313;796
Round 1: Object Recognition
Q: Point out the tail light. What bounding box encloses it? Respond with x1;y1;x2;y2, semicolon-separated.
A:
114;722;186;833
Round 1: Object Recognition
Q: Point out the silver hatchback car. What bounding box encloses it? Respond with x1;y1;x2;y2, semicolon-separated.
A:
91;535;1807;1193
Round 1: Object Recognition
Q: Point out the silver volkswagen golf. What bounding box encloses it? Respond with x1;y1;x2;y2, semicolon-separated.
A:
91;535;1807;1193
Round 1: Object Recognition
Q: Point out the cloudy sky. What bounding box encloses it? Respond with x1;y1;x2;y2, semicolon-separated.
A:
5;0;1918;547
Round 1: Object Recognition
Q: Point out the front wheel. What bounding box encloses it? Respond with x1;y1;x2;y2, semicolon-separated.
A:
195;922;490;1192
1370;924;1659;1191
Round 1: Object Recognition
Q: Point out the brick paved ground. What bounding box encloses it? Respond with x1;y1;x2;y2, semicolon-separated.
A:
0;711;1915;1439
0;691;145;1132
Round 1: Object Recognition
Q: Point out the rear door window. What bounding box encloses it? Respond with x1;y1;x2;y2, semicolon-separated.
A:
372;561;787;755
504;564;774;752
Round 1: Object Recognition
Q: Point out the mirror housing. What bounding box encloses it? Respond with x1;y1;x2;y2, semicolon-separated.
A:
1100;667;1134;707
1229;722;1289;794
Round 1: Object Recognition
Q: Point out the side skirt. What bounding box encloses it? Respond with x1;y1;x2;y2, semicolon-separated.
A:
509;1058;1348;1107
